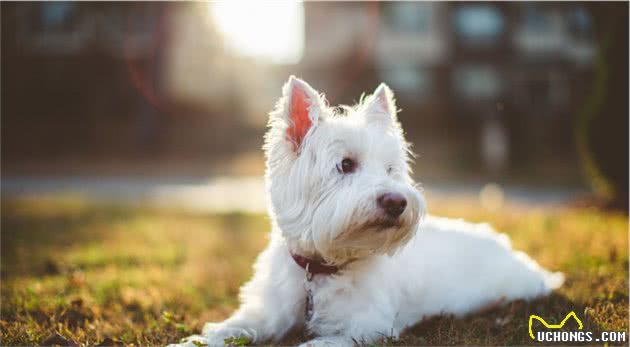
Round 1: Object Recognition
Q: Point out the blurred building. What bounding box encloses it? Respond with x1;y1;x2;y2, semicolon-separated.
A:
298;2;595;177
3;2;175;161
1;2;610;183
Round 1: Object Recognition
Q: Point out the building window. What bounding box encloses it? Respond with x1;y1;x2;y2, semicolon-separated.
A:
453;5;504;42
379;66;432;100
385;3;432;33
453;65;502;100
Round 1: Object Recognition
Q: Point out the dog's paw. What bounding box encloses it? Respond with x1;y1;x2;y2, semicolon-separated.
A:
168;324;255;347
203;323;255;346
167;334;209;347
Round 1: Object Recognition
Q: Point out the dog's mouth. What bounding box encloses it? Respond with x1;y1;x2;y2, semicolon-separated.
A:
364;217;403;231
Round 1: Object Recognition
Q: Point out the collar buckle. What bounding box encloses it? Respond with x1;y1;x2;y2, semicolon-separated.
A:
305;263;314;281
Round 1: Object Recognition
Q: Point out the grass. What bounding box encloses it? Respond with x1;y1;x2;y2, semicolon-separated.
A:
1;196;628;346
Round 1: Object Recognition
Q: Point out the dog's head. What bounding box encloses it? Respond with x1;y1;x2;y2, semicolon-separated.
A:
264;76;425;264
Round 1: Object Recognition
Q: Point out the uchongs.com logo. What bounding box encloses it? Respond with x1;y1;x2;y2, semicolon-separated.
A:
529;311;627;343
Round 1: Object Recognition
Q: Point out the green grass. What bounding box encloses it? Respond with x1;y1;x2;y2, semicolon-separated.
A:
1;197;628;346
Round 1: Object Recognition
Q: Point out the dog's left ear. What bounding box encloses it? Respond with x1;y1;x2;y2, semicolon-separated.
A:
364;83;397;125
270;76;325;153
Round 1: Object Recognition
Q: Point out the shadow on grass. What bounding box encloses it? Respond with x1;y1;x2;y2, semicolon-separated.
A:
273;293;629;346
396;293;625;346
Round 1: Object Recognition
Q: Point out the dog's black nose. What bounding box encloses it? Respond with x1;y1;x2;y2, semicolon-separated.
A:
377;192;407;218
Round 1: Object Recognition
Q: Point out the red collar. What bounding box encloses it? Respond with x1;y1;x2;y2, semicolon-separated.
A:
290;252;339;276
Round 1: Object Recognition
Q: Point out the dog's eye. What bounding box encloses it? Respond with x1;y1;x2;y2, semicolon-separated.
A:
387;166;393;175
338;158;357;174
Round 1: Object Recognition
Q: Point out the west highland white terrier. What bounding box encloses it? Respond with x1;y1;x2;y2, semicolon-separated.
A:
172;77;563;347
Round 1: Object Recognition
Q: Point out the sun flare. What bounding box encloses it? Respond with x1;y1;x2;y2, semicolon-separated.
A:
209;1;304;65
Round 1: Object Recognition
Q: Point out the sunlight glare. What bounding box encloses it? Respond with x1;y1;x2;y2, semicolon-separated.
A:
209;2;304;65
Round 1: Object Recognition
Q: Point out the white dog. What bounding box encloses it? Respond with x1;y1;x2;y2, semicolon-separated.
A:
172;77;563;347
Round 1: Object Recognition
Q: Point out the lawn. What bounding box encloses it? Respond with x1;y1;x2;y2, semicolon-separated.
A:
1;196;628;346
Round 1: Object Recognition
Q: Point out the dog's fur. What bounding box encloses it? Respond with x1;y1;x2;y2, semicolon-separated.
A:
172;77;563;347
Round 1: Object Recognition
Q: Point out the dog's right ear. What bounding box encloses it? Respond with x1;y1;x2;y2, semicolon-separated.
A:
270;76;324;153
363;83;398;127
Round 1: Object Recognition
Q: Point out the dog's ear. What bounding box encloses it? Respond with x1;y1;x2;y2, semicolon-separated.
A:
271;76;324;152
363;83;397;125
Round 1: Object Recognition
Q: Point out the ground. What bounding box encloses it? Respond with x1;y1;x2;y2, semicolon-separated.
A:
1;197;628;346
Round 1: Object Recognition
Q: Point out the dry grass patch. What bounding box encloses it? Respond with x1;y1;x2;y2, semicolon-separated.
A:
1;197;627;346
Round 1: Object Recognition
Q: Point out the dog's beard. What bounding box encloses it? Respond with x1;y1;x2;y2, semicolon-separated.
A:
362;217;403;230
309;191;423;265
329;222;417;262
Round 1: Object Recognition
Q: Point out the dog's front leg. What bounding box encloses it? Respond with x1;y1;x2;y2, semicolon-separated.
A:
172;241;305;347
299;293;402;347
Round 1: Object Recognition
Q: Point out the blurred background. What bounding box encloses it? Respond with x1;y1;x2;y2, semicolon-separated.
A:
2;2;628;211
1;4;629;345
